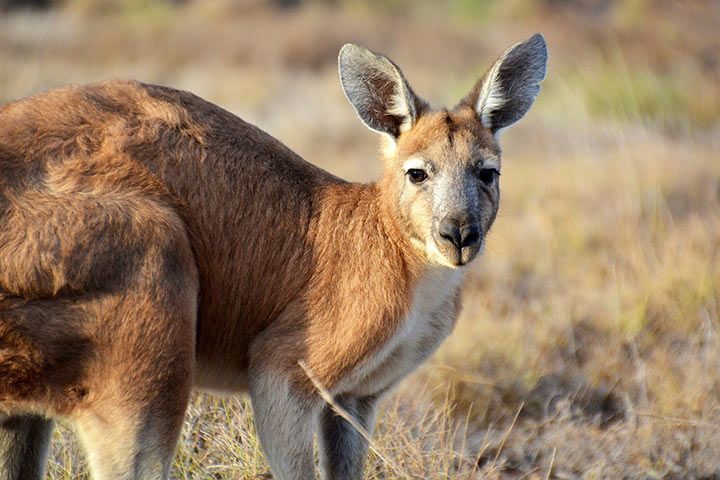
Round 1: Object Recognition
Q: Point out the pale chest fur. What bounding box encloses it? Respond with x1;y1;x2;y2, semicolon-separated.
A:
342;266;466;398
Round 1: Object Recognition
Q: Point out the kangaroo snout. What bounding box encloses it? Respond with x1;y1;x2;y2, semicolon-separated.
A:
436;216;482;266
438;217;480;250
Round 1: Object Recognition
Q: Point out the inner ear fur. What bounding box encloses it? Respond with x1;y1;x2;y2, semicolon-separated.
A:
338;44;428;139
459;33;548;133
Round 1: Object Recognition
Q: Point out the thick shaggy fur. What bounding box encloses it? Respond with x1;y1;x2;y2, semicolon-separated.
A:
0;35;546;480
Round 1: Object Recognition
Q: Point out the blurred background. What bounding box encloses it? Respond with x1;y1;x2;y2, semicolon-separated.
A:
2;0;719;478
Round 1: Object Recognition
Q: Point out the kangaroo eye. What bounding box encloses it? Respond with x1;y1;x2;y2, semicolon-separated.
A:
407;169;428;184
478;168;499;186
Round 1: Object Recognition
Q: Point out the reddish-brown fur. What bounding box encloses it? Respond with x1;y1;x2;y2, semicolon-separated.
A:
0;79;436;411
0;81;452;480
0;34;546;479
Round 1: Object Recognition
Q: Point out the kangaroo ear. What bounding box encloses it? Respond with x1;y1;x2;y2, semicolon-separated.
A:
339;44;426;139
461;33;548;134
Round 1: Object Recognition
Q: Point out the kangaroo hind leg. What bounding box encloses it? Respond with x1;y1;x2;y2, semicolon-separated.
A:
0;414;54;480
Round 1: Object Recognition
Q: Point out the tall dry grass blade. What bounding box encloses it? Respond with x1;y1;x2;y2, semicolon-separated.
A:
635;410;720;430
492;401;524;467
544;447;556;480
298;360;411;479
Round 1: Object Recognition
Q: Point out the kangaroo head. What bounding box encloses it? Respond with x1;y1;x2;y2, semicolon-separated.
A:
339;34;547;268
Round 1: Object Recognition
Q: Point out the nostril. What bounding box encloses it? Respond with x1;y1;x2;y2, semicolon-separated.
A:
460;224;480;248
439;218;462;249
440;231;461;249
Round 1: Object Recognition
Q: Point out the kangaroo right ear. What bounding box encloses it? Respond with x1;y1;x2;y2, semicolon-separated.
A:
339;44;426;139
460;33;548;134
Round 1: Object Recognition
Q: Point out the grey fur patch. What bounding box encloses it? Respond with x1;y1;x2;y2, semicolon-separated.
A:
0;414;54;480
484;34;548;132
460;33;548;133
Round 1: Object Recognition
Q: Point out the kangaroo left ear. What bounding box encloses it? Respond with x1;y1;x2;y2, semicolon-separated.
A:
338;44;427;139
460;33;548;134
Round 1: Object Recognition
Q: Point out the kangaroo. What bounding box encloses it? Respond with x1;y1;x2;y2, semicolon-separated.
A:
0;34;547;479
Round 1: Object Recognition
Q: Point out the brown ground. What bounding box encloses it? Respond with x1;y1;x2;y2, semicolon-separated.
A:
1;0;719;478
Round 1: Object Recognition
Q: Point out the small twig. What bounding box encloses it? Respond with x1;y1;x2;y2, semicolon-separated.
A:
544;447;556;480
634;410;720;430
429;364;498;388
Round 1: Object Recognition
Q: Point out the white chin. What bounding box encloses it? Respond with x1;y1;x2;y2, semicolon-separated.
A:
425;240;460;268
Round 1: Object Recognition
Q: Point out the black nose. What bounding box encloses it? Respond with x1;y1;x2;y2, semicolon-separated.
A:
438;217;480;250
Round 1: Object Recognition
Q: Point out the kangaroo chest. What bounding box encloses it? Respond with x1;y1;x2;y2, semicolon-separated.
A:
346;267;466;398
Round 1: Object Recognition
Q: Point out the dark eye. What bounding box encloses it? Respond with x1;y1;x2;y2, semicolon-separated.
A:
407;169;428;184
478;168;499;186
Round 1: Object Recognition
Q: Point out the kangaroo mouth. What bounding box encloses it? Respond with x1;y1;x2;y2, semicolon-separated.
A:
431;235;483;267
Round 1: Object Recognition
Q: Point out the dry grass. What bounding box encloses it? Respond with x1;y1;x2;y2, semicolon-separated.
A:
2;0;719;478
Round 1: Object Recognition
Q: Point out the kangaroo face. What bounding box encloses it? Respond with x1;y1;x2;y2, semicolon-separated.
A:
388;108;500;266
339;35;547;267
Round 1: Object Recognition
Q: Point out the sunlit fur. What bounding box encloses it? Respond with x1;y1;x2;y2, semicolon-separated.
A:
379;108;502;267
0;34;546;480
